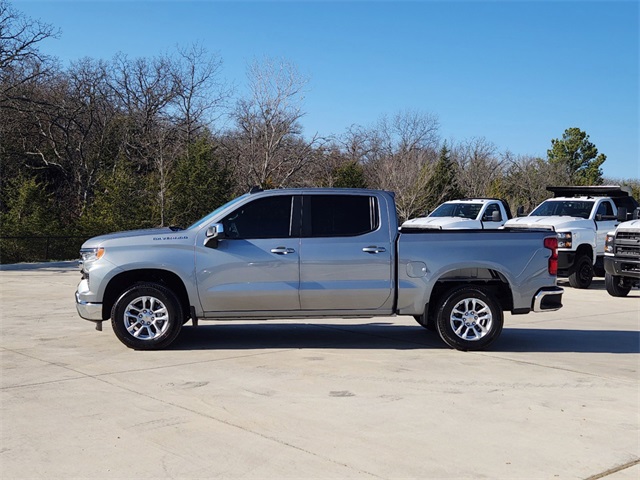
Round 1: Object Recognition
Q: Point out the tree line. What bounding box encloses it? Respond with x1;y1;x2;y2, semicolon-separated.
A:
1;1;637;262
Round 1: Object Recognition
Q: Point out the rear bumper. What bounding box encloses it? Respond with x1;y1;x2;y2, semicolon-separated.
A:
533;287;564;312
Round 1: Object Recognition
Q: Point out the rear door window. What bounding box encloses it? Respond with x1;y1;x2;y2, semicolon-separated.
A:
303;195;379;237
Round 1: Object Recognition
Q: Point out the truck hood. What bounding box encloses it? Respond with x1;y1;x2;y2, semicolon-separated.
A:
616;219;640;232
82;227;187;248
504;216;594;232
402;217;479;230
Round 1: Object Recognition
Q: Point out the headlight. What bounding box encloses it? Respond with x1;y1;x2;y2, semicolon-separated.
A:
604;234;615;254
556;232;572;249
80;247;105;263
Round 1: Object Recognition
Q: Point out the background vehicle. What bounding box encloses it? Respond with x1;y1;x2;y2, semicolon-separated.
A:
604;211;640;297
76;189;563;352
401;198;512;230
504;186;638;289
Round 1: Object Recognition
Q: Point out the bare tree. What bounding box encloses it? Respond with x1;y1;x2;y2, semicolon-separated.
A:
0;0;59;99
229;57;321;189
502;152;569;213
3;58;122;221
361;110;440;221
107;53;181;224
169;43;231;144
451;137;502;198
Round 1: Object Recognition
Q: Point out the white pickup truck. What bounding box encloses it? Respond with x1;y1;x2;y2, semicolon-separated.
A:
401;198;512;230
504;186;639;289
604;213;640;297
75;188;563;351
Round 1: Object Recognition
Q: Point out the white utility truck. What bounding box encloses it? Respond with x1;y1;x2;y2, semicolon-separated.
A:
604;210;640;297
504;186;638;289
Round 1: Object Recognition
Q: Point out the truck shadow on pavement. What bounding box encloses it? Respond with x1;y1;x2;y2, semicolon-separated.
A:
172;323;446;351
556;278;640;296
495;328;640;353
558;278;607;291
169;323;639;354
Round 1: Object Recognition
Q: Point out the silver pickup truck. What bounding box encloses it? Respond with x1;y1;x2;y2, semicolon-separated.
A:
75;188;563;351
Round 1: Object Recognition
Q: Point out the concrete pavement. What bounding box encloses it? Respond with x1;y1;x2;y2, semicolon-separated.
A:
1;263;638;479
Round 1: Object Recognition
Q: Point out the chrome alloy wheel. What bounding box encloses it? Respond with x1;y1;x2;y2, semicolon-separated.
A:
449;297;493;341
123;296;170;340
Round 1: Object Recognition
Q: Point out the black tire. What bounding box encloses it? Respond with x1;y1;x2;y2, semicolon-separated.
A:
413;313;436;331
605;273;631;297
568;255;593;289
111;282;184;350
435;286;503;351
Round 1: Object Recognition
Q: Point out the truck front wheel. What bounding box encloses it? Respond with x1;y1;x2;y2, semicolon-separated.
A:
568;255;593;289
434;286;503;351
605;273;632;297
111;283;184;350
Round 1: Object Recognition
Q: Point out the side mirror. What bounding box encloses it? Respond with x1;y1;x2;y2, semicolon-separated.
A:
634;207;640;220
516;206;525;217
491;210;501;222
617;207;628;222
204;223;225;249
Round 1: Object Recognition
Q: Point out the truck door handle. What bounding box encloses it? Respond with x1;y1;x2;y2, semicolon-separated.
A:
362;246;386;254
270;247;296;255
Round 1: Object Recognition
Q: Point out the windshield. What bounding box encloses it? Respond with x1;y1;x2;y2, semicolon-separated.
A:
430;203;482;220
187;194;250;230
530;200;594;219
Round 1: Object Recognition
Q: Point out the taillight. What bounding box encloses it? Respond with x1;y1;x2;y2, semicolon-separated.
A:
544;237;558;275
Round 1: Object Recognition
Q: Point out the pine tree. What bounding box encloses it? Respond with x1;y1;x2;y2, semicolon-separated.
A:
166;138;234;228
548;128;606;185
425;142;462;210
80;159;155;234
332;161;367;188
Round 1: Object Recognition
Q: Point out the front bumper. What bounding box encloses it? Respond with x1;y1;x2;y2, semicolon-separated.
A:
533;287;564;312
557;251;576;276
75;278;104;321
75;292;103;321
604;256;640;279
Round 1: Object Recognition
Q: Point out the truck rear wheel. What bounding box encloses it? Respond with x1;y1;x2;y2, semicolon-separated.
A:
568;255;593;289
434;286;503;351
111;283;183;350
605;273;632;297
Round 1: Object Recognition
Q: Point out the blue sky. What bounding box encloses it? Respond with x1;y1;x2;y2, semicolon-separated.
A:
15;0;640;180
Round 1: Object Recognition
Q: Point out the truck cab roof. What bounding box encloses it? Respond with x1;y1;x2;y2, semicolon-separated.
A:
544;186;638;220
547;185;633;198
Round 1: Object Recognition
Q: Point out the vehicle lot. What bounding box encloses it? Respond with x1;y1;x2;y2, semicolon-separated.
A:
1;263;638;479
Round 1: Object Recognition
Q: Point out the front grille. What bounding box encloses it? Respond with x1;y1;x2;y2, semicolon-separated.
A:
617;231;640;240
615;231;640;258
621;262;640;273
